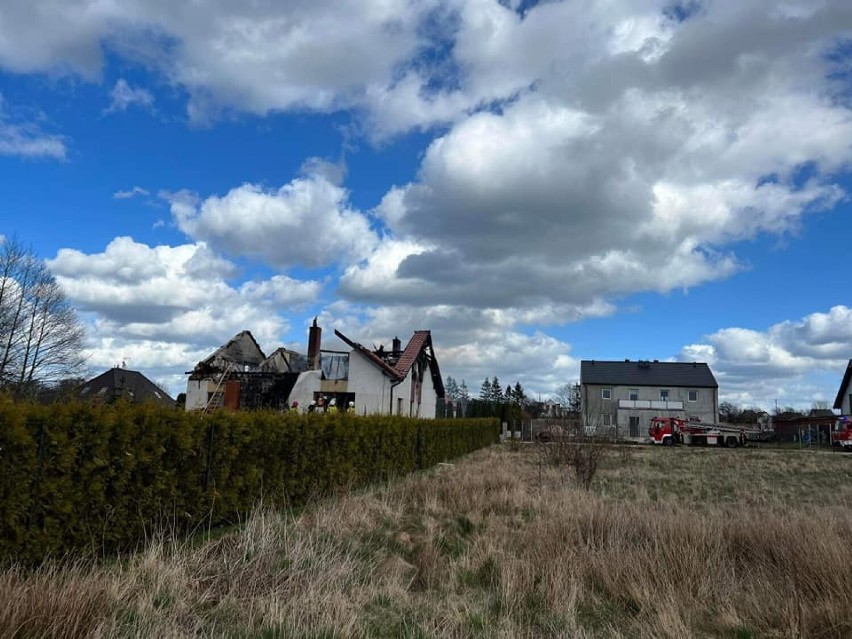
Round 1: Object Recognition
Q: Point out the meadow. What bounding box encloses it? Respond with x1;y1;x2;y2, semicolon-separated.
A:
3;442;852;638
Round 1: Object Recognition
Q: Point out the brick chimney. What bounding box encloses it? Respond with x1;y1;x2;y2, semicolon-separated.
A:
307;318;322;370
392;336;402;357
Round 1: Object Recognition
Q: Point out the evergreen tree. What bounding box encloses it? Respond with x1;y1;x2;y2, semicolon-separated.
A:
513;381;526;405
506;384;513;402
480;378;492;401
459;379;470;401
445;376;460;401
491;377;503;402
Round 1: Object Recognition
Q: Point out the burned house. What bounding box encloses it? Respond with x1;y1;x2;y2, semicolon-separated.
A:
185;320;445;418
184;330;308;411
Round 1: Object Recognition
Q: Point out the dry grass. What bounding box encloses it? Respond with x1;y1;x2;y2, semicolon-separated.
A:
3;444;852;638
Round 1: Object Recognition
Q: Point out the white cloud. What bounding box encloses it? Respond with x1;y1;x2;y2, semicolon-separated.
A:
113;186;149;199
166;160;378;269
0;0;437;123
48;236;321;347
681;305;852;410
0;94;66;159
344;1;852;309
105;79;154;114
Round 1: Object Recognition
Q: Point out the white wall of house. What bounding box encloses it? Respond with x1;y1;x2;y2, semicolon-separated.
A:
186;378;212;411
287;370;323;409
346;350;397;415
841;376;852;414
419;371;438;419
394;364;439;419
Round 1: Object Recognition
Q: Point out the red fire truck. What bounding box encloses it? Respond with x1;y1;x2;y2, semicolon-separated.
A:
831;416;852;450
648;417;747;448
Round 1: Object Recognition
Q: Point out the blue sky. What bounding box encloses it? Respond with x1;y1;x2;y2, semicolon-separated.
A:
1;0;851;409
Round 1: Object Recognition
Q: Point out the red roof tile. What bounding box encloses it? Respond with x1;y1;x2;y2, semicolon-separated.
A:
394;330;430;377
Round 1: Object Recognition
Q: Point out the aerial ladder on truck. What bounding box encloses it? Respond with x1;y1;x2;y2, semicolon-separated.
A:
648;417;748;448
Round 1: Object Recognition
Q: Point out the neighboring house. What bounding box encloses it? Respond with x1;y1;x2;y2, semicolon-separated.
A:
833;359;852;416
78;367;175;407
580;359;719;440
186;320;446;418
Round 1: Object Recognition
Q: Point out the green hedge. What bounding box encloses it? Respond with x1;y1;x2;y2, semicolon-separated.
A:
0;399;498;562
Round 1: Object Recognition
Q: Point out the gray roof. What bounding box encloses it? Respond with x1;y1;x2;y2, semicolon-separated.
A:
580;360;718;388
78;368;175;406
834;359;852;410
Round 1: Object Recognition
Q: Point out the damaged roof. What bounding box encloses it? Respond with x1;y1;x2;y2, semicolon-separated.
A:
199;330;266;369
334;328;445;398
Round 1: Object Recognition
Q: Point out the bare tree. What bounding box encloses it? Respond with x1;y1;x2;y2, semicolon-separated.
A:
0;237;86;394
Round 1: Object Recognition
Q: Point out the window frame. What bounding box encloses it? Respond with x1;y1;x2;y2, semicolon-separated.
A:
602;413;613;427
659;389;669;401
601;388;612;400
688;389;698;403
629;388;639;401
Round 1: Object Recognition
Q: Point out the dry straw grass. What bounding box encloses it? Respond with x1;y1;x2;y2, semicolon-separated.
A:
3;444;852;638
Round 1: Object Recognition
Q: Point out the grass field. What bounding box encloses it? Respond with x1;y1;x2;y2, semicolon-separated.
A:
3;443;852;638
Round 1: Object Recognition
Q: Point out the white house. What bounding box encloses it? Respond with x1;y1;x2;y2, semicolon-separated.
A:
186;321;445;417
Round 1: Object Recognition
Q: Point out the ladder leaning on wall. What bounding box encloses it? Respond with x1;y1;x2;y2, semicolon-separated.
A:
203;361;234;413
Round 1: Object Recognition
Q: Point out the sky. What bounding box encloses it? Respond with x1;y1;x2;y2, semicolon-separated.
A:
1;0;851;410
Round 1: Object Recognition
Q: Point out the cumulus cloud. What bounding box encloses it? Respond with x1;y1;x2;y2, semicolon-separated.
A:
680;306;852;410
0;0;437;122
343;2;852;310
105;79;154;114
165;160;377;269
0;94;66;159
48;236;321;348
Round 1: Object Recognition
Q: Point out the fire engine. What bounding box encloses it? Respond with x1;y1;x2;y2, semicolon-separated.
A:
648;417;747;448
831;416;852;450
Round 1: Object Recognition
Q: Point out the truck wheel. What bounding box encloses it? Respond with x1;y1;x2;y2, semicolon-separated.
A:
663;437;673;446
726;436;738;448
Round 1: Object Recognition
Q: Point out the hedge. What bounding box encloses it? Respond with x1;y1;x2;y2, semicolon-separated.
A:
0;399;498;563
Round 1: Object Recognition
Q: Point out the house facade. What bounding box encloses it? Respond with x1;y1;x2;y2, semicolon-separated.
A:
186;321;445;418
580;360;719;440
833;359;852;416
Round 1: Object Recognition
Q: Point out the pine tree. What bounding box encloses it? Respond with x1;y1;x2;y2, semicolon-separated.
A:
480;378;492;401
445;376;460;401
513;381;526;405
491;377;503;402
459;380;470;401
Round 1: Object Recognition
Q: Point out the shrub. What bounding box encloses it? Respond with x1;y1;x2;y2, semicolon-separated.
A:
0;398;498;562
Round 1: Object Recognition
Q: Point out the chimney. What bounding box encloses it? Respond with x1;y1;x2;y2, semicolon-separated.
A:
392;336;402;356
307;317;322;370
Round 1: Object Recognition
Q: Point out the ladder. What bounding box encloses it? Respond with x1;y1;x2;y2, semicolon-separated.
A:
203;362;234;413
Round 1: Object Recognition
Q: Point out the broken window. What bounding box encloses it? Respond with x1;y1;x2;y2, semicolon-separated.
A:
321;354;349;380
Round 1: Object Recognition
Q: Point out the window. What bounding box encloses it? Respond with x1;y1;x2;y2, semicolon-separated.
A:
601;388;612;400
660;389;669;401
602;413;613;427
629;389;639;400
688;390;698;402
